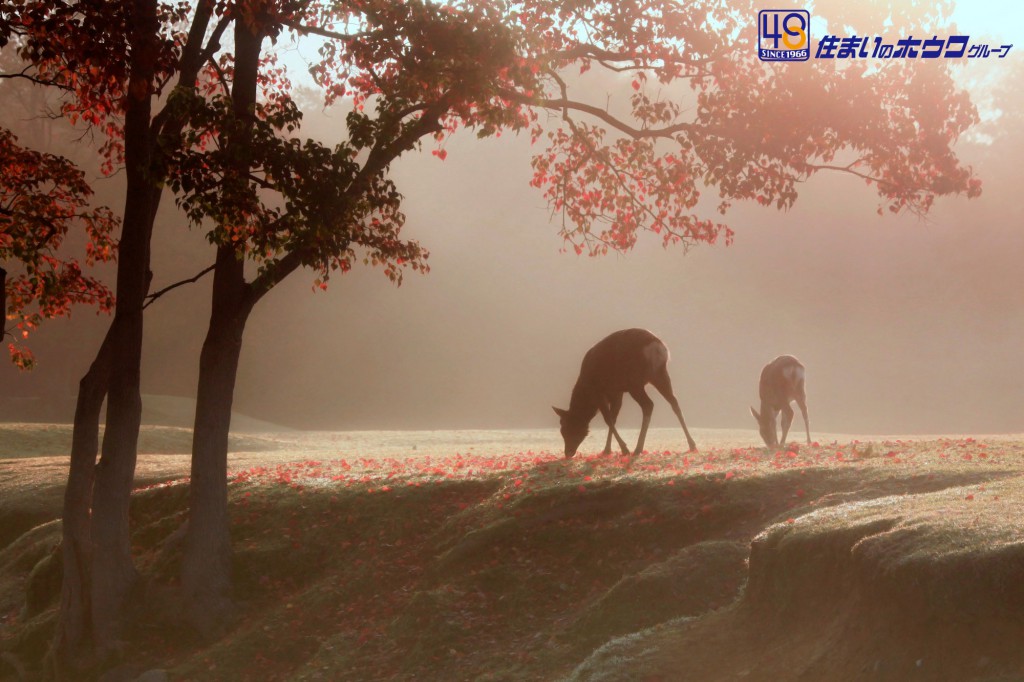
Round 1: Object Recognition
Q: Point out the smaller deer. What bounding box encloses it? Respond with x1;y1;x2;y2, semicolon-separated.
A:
750;355;810;448
553;328;698;458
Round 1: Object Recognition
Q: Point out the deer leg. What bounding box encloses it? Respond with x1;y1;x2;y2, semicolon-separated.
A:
603;393;624;455
797;395;810;444
780;404;795;446
650;370;698;452
628;387;654;456
599;398;631;456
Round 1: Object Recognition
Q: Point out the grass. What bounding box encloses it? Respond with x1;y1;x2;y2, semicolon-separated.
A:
0;436;1023;680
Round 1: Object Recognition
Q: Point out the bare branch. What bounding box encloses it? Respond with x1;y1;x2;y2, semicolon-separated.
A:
0;66;69;90
142;264;215;309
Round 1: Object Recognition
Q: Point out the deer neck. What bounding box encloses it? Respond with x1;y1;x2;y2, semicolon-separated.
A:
568;382;601;423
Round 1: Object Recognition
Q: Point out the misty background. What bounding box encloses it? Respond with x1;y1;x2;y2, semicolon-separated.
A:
2;28;1023;436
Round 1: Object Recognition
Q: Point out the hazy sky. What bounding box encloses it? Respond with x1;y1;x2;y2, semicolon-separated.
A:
953;1;1023;39
3;2;1023;435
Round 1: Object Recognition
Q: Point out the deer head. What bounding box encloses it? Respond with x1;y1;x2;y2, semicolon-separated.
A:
553;406;588;458
750;406;778;447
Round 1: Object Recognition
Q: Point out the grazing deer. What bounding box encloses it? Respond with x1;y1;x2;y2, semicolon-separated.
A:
750;355;810;447
552;328;698;458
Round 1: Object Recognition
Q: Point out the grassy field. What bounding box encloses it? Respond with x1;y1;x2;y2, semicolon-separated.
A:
0;427;1023;680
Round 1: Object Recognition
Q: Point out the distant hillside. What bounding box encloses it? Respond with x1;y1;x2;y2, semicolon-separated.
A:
0;393;290;432
0;423;284;459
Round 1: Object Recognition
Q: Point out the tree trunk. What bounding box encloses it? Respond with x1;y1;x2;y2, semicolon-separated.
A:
180;16;263;637
87;0;159;662
181;245;250;636
47;327;114;676
0;266;7;343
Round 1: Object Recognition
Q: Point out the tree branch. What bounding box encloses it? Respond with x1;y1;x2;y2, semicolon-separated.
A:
197;15;231;66
243;248;306;310
242;95;454;306
206;54;231;97
801;162;894;188
280;19;373;42
142;264;215;309
0;66;69;90
542;41;729;69
542;70;699;250
151;0;220;137
360;95;453;180
497;85;692;140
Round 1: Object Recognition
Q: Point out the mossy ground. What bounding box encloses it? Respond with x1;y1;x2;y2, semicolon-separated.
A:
0;436;1022;680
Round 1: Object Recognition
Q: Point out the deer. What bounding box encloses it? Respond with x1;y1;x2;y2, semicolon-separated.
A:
750;355;810;448
552;328;698;458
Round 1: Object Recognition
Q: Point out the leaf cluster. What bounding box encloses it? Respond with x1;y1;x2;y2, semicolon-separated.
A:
0;129;118;368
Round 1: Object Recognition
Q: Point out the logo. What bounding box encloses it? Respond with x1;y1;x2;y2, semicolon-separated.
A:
759;10;810;61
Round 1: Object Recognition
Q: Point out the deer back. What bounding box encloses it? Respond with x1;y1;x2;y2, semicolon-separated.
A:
759;355;805;409
575;328;668;397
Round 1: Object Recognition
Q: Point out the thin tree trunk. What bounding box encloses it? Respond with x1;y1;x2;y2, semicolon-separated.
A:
88;0;159;660
180;265;248;635
0;266;7;343
180;16;263;637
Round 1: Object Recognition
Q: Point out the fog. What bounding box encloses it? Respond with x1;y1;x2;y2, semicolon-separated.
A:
3;51;1023;436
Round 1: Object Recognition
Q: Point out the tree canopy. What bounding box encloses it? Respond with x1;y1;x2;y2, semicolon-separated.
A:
1;0;982;368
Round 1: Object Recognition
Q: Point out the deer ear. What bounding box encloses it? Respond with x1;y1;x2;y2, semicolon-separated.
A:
750;406;760;421
552;406;568;418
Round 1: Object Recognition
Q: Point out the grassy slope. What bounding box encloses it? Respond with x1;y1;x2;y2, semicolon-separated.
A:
0;424;281;459
0;424;283;551
1;439;1023;680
